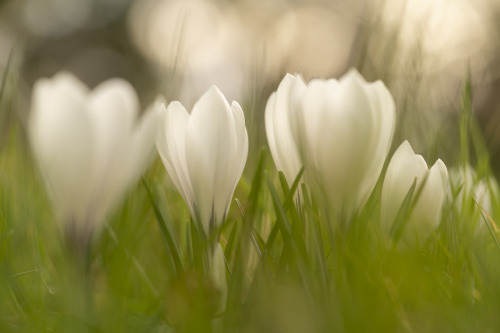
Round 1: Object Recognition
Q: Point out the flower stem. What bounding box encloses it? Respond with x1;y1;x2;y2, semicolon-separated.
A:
58;221;98;332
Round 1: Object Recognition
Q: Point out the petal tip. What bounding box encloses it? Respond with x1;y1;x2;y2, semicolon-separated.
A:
342;68;366;84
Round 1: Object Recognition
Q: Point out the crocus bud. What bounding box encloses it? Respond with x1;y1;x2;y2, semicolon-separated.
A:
381;141;448;242
267;69;396;217
29;72;160;248
156;86;248;236
448;165;498;231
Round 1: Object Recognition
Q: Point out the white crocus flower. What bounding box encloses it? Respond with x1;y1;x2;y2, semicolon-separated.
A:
381;141;448;242
448;165;499;231
29;72;160;247
267;70;395;217
156;86;248;236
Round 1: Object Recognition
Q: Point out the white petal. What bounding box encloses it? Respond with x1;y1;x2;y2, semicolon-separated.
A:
473;180;495;219
108;100;162;201
87;78;140;164
265;74;304;185
230;101;248;182
357;80;396;207
29;73;94;225
265;92;278;165
328;71;376;180
301;75;374;210
225;101;248;216
128;100;162;179
86;78;141;222
448;165;498;231
296;79;331;166
185;86;236;233
156;101;195;218
381;141;429;231
51;71;90;98
414;159;448;230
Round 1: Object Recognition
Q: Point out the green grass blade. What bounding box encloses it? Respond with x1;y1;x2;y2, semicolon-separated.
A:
389;178;417;242
282;167;305;210
477;201;500;256
225;147;267;315
459;66;472;168
141;178;183;275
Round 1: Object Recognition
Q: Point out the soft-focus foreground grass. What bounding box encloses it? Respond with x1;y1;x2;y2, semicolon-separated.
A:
1;62;500;333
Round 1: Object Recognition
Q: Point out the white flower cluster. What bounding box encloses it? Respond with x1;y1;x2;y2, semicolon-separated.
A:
29;73;248;246
266;70;449;244
33;69;495;249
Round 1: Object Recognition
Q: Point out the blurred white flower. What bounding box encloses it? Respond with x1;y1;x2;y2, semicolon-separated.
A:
381;141;448;242
448;165;499;231
271;69;395;216
29;72;160;244
128;0;245;107
156;86;248;236
265;5;358;78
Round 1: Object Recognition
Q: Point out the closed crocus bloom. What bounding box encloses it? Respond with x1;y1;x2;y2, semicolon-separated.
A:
29;72;160;247
448;166;498;231
265;73;306;185
381;141;448;242
289;69;395;216
156;86;248;236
